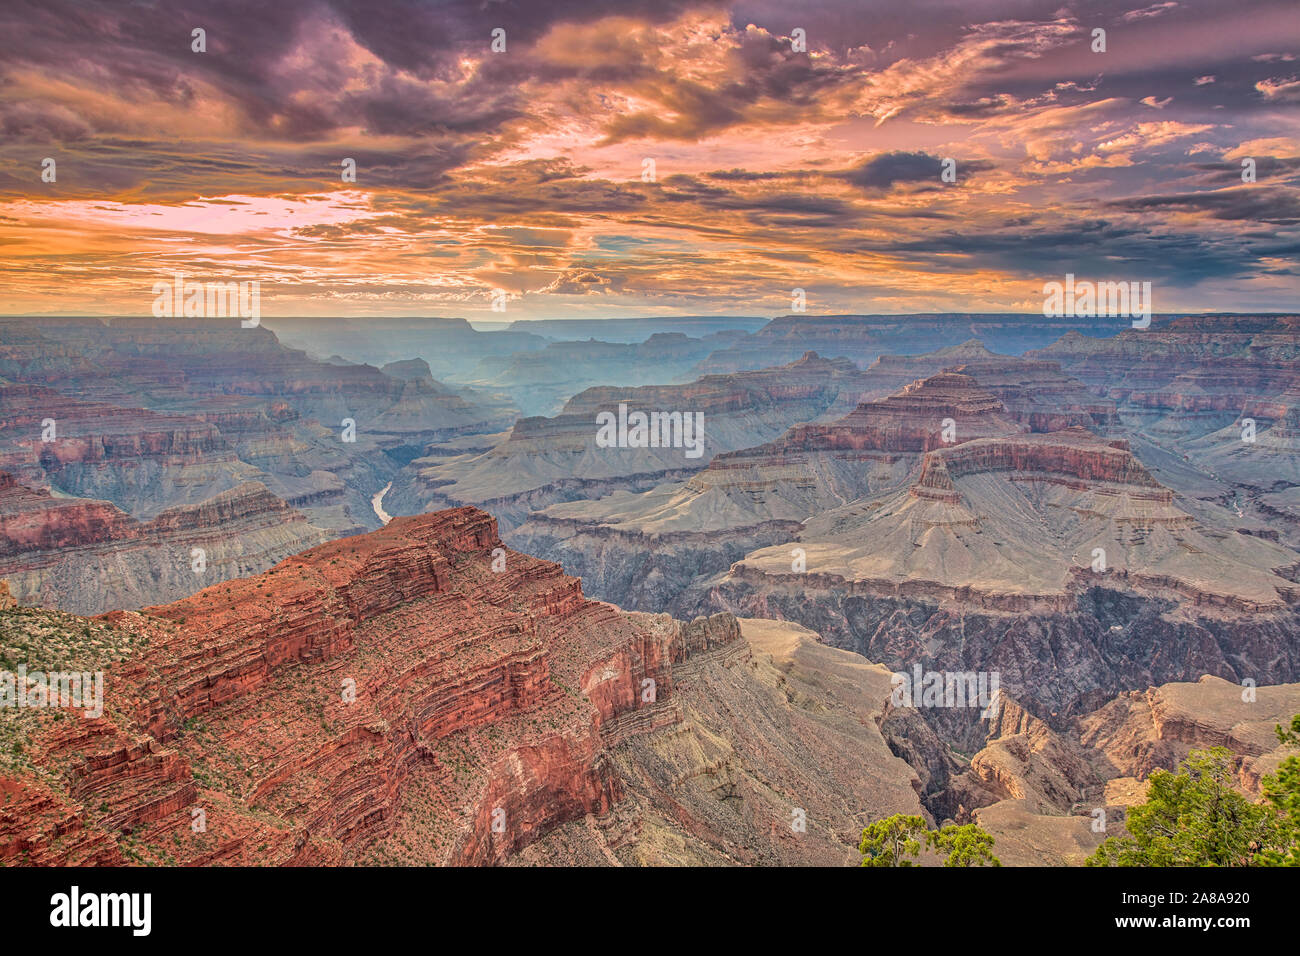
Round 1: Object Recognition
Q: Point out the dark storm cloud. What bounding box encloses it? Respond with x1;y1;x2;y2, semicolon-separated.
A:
2;0;1298;314
0;0;706;145
868;215;1282;286
837;153;994;193
841;152;942;190
1115;187;1300;224
1193;157;1300;185
327;0;702;71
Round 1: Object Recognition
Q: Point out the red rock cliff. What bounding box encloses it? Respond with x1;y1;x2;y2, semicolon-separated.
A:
0;508;743;866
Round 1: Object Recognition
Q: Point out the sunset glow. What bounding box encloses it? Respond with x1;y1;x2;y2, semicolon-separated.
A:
1;0;1297;317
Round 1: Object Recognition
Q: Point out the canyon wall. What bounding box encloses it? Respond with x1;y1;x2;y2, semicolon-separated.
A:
0;510;920;866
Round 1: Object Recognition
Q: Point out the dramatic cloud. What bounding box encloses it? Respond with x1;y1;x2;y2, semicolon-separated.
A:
0;0;1297;316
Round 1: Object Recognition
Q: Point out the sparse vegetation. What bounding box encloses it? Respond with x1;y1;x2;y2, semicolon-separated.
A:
0;607;146;775
1088;723;1300;867
859;813;1000;867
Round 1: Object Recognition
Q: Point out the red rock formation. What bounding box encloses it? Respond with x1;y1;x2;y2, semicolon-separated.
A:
0;382;234;489
1029;320;1300;407
1028;318;1300;538
947;358;1117;430
715;371;1024;465
922;429;1164;490
0;508;746;865
0;471;329;614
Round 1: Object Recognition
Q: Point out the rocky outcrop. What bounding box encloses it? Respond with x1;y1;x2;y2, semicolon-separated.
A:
711;427;1300;718
0;472;330;614
1031;322;1300;436
0;512;917;866
737;370;1021;457
813;344;1116;431
947;357;1118;431
1028;318;1300;545
510;372;1025;609
1078;675;1300;786
388;352;886;533
948;674;1300;865
0;381;261;518
919;430;1165;490
506;617;925;865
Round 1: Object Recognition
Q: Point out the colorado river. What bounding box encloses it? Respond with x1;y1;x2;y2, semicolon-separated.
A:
372;482;393;525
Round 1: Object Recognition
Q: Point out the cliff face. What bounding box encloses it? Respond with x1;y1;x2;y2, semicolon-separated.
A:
711;425;1300;719
502;617;926;865
0;381;261;519
513;368;1300;724
918;431;1163;490
738;370;1023;457
0;510;914;866
945;358;1118;431
509;372;1026;611
713;567;1300;726
1025;318;1300;550
1075;675;1300;796
694;313;1134;374
0;472;330;614
1031;327;1300;433
0;318;523;609
942;674;1300;865
386;352;886;533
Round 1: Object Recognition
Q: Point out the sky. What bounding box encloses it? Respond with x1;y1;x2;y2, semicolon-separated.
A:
0;0;1297;319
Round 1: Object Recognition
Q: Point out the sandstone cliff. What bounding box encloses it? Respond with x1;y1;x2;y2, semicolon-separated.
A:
0;511;920;866
1028;317;1300;546
387;352;887;533
0;472;330;614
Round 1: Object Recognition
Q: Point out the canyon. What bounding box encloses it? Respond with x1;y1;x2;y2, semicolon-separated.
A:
512;361;1300;734
1029;315;1300;545
266;315;767;417
0;318;515;611
2;311;1298;867
3;511;1293;865
0;510;924;865
694;312;1135;375
385;351;890;532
